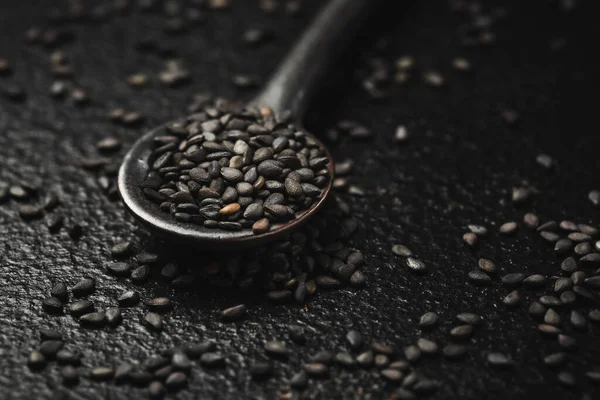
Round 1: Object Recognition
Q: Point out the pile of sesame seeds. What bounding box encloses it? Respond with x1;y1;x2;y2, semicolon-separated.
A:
141;102;330;234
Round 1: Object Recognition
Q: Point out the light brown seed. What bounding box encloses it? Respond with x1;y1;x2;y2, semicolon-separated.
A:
219;203;241;216
252;218;270;234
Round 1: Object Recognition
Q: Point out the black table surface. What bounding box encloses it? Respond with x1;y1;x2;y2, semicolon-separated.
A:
1;1;599;399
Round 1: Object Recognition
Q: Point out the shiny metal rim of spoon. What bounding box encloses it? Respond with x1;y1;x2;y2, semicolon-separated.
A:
117;0;378;250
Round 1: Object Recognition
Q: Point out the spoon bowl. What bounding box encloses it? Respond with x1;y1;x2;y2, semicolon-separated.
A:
118;122;334;250
118;0;376;250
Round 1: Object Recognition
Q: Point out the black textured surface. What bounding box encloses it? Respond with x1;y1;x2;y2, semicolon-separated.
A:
1;1;599;399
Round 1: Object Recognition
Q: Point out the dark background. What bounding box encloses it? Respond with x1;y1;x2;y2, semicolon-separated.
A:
1;0;599;399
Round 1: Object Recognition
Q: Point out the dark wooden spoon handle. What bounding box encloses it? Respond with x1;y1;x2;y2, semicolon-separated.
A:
250;0;378;121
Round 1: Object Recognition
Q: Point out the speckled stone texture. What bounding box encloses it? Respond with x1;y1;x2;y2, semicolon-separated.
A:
1;1;599;399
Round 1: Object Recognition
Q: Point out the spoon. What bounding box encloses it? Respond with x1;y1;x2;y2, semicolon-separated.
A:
118;0;377;249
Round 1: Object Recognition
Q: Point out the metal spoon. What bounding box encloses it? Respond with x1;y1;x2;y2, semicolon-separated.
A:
118;0;377;249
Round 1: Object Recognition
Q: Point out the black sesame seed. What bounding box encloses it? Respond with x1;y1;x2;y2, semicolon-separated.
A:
144;312;164;331
588;190;600;207
346;330;363;350
419;312;439;328
554;277;573;293
165;371;188;389
9;185;29;200
544;352;566;367
304;363;328;377
310;350;333;364
40;328;62;341
574;242;592;256
315;275;341;288
405;257;427;273
183;341;216;359
528;302;546;318
478;258;497;273
136;252;159;264
569;310;586;329
79;312;106;327
502;273;525;287
146;297;172;312
561;257;578;273
374;354;389;368
503;291;521;307
456;313;482;325
487;352;513;368
264;340;288;358
372;343;395;356
107;262;131;276
404;345;421;362
39;340;64;358
288;325;307;344
106;307;122;326
585;371;600;382
266;289;292;303
131;265;150;282
90;367;114;381
61;365;79;384
290;370;308;389
415;338;437;355
381;368;404;382
110;241;133;257
522;274;547;288
145;356;170;372
468;270;491;285
395;388;416;399
573;285;595;300
118;290;140;307
538;324;561;336
557;370;575;387
581;253;600;265
97;137;121;152
555;238;574;255
558;334;577;350
356;350;374;367
468;224;488;236
544;308;561;325
442;344;467;359
220;304;246;321
114;363;133;383
523;213;539;229
161;263;180;280
450;325;473;339
499;222;518;234
28;350;46;370
42;296;63;314
250;362;272;380
335;352;356;368
171;352;191;371
18;204;44;220
69;300;94;316
199;352;225;368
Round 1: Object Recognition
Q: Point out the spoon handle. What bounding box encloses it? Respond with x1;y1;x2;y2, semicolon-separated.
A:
250;0;378;121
